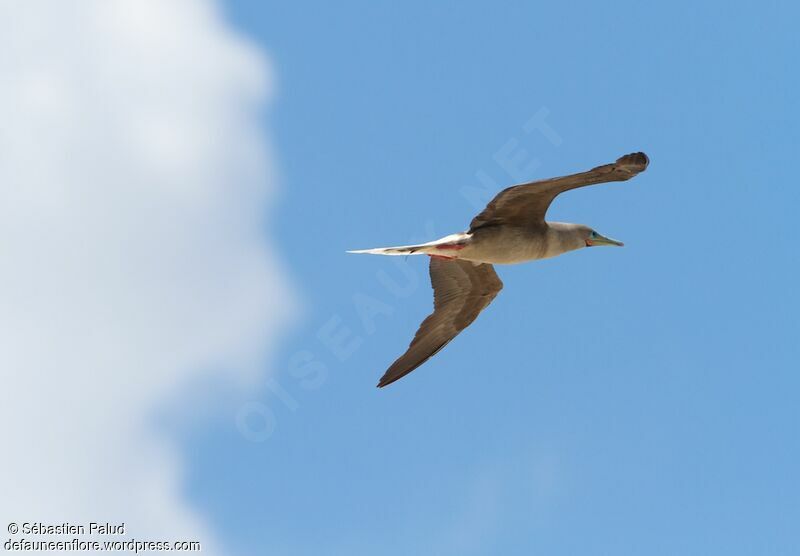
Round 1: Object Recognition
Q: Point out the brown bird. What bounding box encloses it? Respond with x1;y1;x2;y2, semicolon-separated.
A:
349;152;650;387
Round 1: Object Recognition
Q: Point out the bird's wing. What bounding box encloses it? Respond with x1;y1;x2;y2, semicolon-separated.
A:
377;257;503;388
469;152;649;231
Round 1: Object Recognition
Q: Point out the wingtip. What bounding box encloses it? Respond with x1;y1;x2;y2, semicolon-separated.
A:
617;151;649;171
376;372;397;388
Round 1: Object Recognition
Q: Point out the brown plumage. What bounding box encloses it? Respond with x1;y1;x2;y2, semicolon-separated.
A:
469;152;649;231
377;258;503;387
350;152;650;387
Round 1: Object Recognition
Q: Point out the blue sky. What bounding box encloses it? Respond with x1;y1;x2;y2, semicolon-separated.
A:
186;1;799;554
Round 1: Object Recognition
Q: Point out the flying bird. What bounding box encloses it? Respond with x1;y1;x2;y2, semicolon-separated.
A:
349;152;650;387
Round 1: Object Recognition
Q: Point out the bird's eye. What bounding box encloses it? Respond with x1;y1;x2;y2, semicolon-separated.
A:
590;231;598;238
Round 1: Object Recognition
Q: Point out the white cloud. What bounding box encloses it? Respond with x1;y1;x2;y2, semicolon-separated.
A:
0;1;293;552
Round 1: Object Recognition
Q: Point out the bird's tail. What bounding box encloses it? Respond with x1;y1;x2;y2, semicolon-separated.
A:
347;233;471;256
346;243;429;256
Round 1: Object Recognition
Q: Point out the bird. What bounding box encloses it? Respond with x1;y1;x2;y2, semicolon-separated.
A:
348;152;650;388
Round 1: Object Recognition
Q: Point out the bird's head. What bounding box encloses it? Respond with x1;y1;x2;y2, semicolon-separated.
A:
582;227;624;248
548;222;625;254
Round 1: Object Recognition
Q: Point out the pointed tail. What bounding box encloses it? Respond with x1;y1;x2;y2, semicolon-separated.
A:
346;243;428;256
348;233;471;257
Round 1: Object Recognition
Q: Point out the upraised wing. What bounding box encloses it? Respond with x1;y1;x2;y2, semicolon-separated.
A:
377;257;503;388
470;152;649;231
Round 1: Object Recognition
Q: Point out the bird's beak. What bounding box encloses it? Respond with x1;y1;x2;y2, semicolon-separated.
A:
586;233;624;247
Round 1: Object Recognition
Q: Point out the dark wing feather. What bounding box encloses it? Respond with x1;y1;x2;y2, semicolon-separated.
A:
377;258;503;388
470;152;649;231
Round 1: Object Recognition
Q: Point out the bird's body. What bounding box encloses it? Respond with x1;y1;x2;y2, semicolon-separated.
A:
349;152;650;387
443;223;591;264
350;223;589;264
